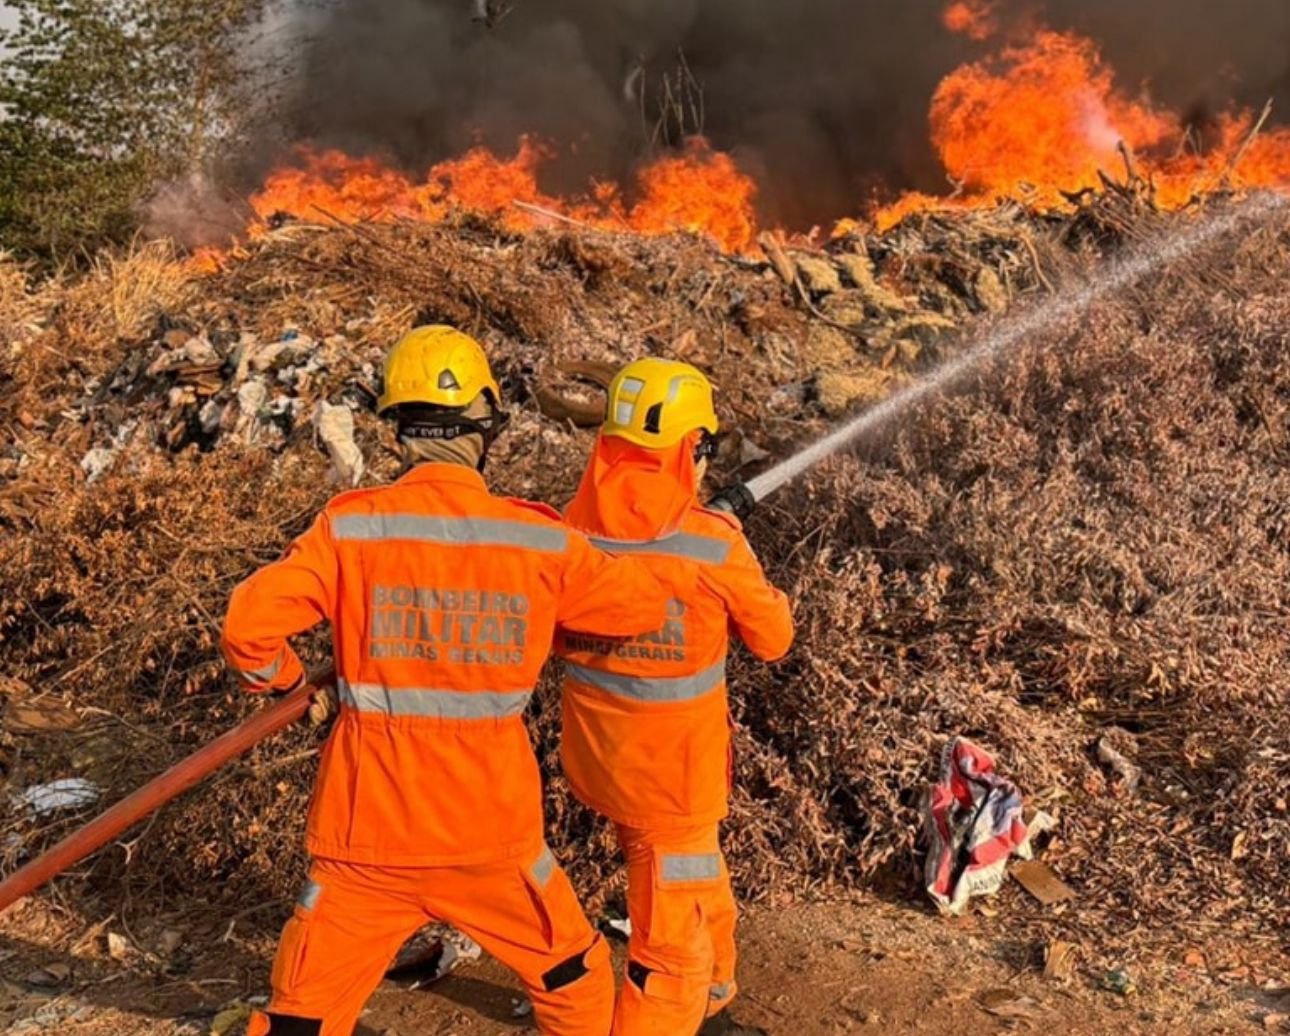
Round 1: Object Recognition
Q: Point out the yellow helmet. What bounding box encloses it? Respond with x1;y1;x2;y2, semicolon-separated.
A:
378;325;501;414
602;357;718;448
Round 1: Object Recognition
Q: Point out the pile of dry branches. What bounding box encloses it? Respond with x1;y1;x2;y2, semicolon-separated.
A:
1;191;1286;969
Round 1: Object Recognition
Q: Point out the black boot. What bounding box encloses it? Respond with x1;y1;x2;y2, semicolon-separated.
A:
698;1008;769;1035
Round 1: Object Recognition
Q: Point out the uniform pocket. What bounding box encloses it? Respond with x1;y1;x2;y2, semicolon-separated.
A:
518;845;560;950
270;879;324;993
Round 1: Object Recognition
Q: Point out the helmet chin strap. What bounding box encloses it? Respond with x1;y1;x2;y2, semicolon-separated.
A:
693;430;719;463
395;405;511;472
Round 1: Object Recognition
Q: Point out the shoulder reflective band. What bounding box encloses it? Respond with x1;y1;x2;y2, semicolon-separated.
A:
338;680;531;719
563;658;726;703
588;532;730;565
531;846;556;887
332;514;567;553
661;852;722;882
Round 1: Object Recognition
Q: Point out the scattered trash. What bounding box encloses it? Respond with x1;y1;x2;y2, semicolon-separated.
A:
511;997;533;1018
1095;733;1142;793
534;359;616;426
1043;940;1078;982
1100;969;1136;996
16;779;100;817
9;999;96;1032
1009;859;1075;906
386;927;482;990
235;379;269;444
147;335;222;377
79;447;118;485
22;963;69;988
313;401;365;487
209;1001;253;1035
975;987;1045;1020
599;916;632;942
923;737;1042;916
106;932;129;961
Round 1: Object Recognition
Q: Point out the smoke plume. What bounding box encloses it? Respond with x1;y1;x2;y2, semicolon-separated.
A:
257;0;1290;229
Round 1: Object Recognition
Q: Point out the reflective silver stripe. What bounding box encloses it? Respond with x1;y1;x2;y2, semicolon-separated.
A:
338;679;530;719
588;532;730;565
661;853;721;882
563;659;726;703
710;982;734;1001
237;654;282;686
332;514;567;552
532;846;556;887
297;880;323;911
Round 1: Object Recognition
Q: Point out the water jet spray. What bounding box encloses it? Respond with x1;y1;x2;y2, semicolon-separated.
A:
711;192;1285;520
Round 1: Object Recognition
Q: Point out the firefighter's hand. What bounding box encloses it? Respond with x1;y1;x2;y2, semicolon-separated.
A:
708;482;757;522
306;684;339;727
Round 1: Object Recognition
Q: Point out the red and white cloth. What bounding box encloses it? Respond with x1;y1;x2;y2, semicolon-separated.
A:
923;737;1037;915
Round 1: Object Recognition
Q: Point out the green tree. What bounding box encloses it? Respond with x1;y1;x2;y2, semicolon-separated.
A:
0;0;270;261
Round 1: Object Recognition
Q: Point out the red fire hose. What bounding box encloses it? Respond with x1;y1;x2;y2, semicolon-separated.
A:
0;678;327;915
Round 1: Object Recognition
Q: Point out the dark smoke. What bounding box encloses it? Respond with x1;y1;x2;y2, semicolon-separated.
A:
261;0;1290;230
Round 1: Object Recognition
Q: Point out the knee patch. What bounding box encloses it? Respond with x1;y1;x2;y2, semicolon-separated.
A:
264;1014;322;1035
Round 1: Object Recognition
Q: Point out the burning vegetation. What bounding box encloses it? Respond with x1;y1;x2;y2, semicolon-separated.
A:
186;0;1290;266
2;0;1290;1010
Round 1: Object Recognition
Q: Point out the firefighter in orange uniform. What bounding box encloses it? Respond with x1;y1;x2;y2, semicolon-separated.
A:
556;358;794;1036
221;327;671;1036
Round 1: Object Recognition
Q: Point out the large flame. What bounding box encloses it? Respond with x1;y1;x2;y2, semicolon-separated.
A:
873;12;1290;229
245;136;758;253
194;6;1290;270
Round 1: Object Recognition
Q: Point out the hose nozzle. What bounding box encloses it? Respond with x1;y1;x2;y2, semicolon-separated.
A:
707;481;757;521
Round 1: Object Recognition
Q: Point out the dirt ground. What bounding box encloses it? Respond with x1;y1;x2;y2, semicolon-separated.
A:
2;891;1287;1035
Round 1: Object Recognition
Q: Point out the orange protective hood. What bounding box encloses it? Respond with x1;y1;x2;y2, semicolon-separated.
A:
565;432;700;540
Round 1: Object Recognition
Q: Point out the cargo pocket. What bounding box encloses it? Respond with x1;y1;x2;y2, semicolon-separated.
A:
648;847;723;952
626;959;692;1005
270;879;324;994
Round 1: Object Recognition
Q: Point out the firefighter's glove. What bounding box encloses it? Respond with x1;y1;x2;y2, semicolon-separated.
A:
708;481;757;522
306;684;340;728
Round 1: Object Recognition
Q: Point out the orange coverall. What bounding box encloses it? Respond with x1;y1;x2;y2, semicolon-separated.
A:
555;435;794;1035
221;462;669;1036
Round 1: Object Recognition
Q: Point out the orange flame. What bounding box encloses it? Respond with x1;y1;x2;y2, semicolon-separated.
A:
872;14;1290;229
188;7;1289;271
943;0;999;41
244;136;757;254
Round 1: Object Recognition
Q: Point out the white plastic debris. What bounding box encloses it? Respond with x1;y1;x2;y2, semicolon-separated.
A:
17;778;100;817
235;380;269;444
606;917;632;939
511;998;534;1018
181;336;221;366
146;335;221;376
313;401;364;487
199;399;225;435
79;447;117;484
